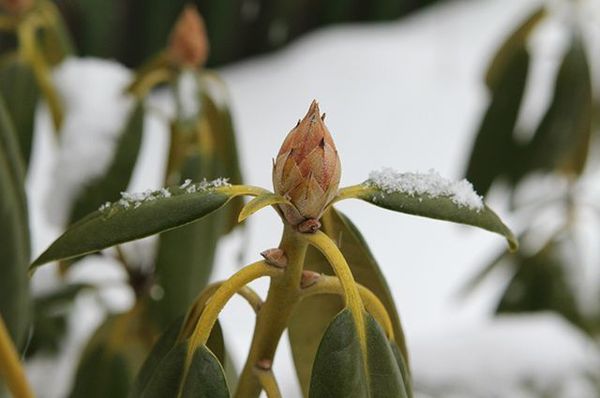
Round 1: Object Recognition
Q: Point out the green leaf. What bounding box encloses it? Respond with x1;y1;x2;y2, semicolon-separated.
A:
132;317;229;398
496;240;588;333
309;309;407;398
68;102;145;223
30;183;235;270
526;34;593;176
0;93;30;348
0;58;39;168
133;342;230;398
70;310;157;398
289;208;411;397
356;183;517;250
485;7;545;89
26;283;92;358
465;40;530;195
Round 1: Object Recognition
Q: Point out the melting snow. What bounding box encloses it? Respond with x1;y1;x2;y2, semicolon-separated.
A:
368;168;484;211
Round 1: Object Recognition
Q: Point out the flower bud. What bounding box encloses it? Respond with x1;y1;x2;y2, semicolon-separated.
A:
272;100;341;228
1;0;33;14
167;5;209;68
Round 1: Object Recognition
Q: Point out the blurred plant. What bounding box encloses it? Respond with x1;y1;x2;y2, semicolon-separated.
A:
54;0;444;68
463;3;599;337
0;3;244;397
25;100;516;397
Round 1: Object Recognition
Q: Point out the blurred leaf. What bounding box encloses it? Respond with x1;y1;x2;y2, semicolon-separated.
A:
465;44;530;195
496;242;587;333
37;1;75;65
526;34;593;176
0;94;30;348
0;57;38;168
457;247;513;299
355;183;518;250
308;309;408;398
68;101;145;223
30;184;235;270
289;208;411;397
200;86;244;233
26;283;91;358
485;7;545;89
69;307;156;398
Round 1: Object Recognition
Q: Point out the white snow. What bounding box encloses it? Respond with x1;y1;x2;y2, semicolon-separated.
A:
98;178;230;212
368;167;484;210
45;58;134;225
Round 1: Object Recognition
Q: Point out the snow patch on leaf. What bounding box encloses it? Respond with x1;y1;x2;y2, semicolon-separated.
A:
367;168;484;210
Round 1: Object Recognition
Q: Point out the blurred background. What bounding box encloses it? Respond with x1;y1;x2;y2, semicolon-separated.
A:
1;0;599;397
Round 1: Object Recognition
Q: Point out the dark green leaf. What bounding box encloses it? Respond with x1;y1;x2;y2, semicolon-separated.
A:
68;102;145;223
356;183;517;250
30;184;234;270
526;34;593;176
0;58;38;168
26;283;92;357
290;208;410;396
496;241;587;333
485;7;545;89
465;44;530;195
0;93;30;348
133;342;229;398
309;309;407;398
70;310;156;398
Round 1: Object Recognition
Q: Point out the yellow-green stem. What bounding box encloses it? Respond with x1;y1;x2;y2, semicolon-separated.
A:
187;261;279;363
301;231;366;351
253;366;282;398
301;274;394;340
234;226;308;398
0;315;34;398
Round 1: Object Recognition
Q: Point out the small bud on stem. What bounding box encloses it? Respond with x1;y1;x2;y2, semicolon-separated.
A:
272;101;341;229
260;248;288;268
300;270;321;289
1;0;33;15
167;5;209;68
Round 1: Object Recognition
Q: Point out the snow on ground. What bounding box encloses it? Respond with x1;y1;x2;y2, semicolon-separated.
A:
24;0;600;397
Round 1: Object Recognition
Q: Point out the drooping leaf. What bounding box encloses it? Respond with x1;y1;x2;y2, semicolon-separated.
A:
465;40;530;195
68;101;145;224
289;208;410;397
0;57;39;168
485;7;545;89
496;241;587;333
309;309;407;398
0;94;30;348
37;2;74;66
69;308;157;398
525;33;593;176
353;183;517;250
26;283;92;358
30;183;237;270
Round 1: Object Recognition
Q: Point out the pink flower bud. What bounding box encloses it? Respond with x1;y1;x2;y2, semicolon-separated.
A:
167;5;209;68
273;101;341;228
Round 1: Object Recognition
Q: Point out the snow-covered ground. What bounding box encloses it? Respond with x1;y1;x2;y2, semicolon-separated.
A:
24;0;600;397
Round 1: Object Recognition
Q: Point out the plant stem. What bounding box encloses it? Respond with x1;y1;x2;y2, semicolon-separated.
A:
301;231;366;351
187;261;279;358
0;315;34;398
300;275;394;340
235;226;308;398
253;366;282;398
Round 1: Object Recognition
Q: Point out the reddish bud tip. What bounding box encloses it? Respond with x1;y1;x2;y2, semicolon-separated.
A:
255;359;272;371
272;101;341;227
300;271;321;289
260;248;288;268
167;5;209;68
